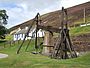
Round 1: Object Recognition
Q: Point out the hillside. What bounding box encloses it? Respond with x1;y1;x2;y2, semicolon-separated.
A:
69;25;90;51
70;25;90;36
10;1;90;31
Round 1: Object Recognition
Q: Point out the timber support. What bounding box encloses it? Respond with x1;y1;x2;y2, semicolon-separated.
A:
51;7;77;59
17;7;77;59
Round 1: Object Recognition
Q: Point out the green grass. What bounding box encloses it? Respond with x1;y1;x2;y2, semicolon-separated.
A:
0;20;90;68
5;34;13;41
53;25;90;37
0;40;90;68
70;25;90;36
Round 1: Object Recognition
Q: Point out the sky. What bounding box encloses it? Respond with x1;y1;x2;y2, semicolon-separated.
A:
0;0;89;28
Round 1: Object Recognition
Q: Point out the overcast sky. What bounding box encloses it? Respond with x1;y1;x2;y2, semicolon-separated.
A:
0;0;89;28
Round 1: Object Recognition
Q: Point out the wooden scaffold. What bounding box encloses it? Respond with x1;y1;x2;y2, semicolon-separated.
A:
17;7;77;59
51;7;77;59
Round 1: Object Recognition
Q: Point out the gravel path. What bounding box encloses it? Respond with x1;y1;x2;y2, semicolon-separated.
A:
0;53;8;58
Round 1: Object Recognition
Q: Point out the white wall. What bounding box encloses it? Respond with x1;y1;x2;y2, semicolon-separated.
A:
20;34;25;40
13;29;45;41
13;34;17;41
37;29;44;37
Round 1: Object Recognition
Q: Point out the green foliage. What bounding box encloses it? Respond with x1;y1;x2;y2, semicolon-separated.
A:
0;10;8;25
0;25;7;39
0;25;6;34
0;41;90;68
0;10;8;39
5;34;13;41
70;25;90;36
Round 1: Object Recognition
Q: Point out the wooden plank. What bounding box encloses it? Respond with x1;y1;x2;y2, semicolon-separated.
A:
38;25;61;33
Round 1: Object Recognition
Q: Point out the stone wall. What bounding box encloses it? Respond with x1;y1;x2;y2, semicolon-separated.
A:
42;31;54;56
71;33;90;52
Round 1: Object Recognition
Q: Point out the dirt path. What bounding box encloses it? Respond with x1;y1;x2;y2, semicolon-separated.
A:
0;53;8;58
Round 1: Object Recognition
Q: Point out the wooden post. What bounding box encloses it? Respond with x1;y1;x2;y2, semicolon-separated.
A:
61;7;64;30
84;8;86;25
65;9;68;29
13;41;15;46
61;7;64;59
4;42;5;48
35;13;39;52
17;13;38;54
10;41;11;47
18;40;20;44
51;7;77;59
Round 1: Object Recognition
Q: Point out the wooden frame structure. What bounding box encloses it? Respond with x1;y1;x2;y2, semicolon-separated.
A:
17;13;61;54
51;7;77;59
17;7;77;59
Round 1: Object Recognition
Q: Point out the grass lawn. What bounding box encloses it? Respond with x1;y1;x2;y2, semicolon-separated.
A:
70;25;90;36
0;40;90;68
0;24;90;68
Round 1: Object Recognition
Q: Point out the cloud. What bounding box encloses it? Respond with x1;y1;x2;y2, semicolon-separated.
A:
0;0;60;28
60;0;90;8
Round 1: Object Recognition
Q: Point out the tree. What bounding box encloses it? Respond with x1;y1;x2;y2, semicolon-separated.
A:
0;25;7;39
0;10;8;39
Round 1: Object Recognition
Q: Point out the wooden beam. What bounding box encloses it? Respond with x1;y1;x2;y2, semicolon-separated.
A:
84;8;86;25
38;25;61;33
